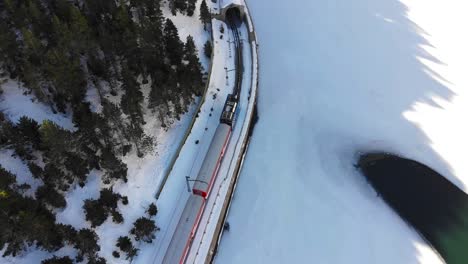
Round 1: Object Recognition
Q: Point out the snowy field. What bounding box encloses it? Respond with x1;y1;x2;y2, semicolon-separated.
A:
215;0;468;263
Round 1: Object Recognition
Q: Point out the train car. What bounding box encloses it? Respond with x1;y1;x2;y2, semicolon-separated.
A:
163;195;205;264
191;93;237;198
163;94;238;264
192;123;232;198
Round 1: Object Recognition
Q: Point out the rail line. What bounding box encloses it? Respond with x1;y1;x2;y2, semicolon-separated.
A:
228;12;244;98
162;13;244;264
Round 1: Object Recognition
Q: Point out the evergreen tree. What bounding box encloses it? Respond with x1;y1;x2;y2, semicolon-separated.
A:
131;217;157;243
169;0;187;15
187;0;197;16
0;167;65;257
64;152;90;185
100;147;128;183
204;40;212;58
0;20;19;78
74;229;100;261
39;120;72;161
199;0;211;30
179;36;204;98
164;19;184;66
139;15;165;79
42;256;73;264
69;5;90;53
17;116;41;149
83;188;122;227
0;116;15;147
116;236;138;260
56;224;77;245
88;256;107;264
36;185;67;208
83;199;107;227
147;203;158;217
120;66;144;125
101;99;126;145
112;211;124;224
42;163;68;191
99;188;120;211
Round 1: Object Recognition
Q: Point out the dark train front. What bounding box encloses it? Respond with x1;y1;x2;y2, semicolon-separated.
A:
220;94;238;126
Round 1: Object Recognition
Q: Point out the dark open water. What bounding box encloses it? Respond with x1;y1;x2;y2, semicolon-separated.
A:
358;153;468;264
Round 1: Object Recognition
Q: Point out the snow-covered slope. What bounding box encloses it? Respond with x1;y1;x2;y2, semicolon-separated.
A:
215;0;468;263
0;1;212;263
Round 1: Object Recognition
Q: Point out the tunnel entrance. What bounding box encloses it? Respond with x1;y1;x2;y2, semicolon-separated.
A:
226;7;241;22
219;4;245;24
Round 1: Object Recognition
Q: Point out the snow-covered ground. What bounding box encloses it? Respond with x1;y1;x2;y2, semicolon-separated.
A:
0;80;75;130
0;1;214;263
215;0;468;263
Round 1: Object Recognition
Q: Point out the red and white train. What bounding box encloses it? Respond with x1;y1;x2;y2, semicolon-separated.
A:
163;95;238;264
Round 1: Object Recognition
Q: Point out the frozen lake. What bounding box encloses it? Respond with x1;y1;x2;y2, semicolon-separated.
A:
215;0;468;263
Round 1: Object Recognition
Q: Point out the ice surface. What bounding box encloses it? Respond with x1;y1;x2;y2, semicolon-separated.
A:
215;0;468;263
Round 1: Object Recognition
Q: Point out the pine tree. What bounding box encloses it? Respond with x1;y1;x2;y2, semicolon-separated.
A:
17;116;41;149
147;203;158;217
139;15;165;79
74;229;100;261
42;163;68;191
88;256;107;264
120;66;144;125
180;36;204;97
199;0;211;30
83;199;108;227
0;20;19;77
36;185;67;208
69;5;90;53
131;217;157;243
42;256;73;264
64;152;90;186
56;224;77;245
164;18;184;66
204;40;212;58
112;211;124;224
169;0;187;15
99;188;120;210
116;236;139;260
0;167;65;257
186;0;197;16
100;147;128;183
39;120;72;161
184;35;197;60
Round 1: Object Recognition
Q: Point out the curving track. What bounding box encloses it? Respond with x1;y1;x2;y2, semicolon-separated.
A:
228;10;244;98
161;12;244;264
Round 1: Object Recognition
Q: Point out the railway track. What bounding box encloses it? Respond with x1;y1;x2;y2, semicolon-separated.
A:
161;12;245;264
228;12;244;98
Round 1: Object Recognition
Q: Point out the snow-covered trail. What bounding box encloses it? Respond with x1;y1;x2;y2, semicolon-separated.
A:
215;0;468;263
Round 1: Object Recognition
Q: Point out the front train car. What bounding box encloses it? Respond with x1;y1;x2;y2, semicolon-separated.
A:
192;94;238;197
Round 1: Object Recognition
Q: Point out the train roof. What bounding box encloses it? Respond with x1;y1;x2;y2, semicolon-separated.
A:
192;124;231;195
